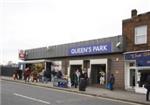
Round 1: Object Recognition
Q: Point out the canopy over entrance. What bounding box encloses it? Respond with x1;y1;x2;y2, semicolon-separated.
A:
20;59;52;64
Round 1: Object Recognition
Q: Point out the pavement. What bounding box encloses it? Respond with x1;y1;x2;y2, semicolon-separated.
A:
1;76;150;105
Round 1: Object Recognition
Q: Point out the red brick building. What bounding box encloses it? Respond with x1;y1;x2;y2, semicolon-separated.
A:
123;10;150;93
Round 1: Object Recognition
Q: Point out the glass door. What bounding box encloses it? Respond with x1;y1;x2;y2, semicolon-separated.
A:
130;69;136;87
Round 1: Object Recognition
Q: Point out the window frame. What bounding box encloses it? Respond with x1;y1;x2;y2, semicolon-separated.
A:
134;25;147;45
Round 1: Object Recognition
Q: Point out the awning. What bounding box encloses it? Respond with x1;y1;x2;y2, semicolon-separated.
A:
123;50;150;54
19;59;52;64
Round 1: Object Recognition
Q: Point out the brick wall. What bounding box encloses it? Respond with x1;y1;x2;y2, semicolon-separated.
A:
111;58;124;89
122;11;150;51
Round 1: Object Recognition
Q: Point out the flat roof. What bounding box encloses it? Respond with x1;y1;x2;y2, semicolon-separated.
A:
20;59;51;64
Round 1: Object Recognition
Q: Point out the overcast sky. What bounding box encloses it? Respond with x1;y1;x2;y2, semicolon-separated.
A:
0;0;150;64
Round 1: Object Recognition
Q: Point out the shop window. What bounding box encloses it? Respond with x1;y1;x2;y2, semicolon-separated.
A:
138;70;150;87
134;25;147;45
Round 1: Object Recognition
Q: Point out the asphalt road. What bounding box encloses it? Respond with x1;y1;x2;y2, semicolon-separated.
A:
1;80;143;105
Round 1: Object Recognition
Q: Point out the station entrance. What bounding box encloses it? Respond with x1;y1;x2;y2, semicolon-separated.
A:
91;64;106;87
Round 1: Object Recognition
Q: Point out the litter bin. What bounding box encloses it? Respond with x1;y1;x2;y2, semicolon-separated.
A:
79;78;86;91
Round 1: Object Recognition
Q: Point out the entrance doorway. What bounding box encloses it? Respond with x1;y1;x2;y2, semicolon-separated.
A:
46;62;52;81
91;64;106;86
129;69;136;87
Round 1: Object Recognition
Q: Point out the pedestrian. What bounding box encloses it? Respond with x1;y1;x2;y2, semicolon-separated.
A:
108;74;115;90
43;70;50;83
12;70;18;80
56;69;63;87
39;68;45;83
76;69;81;84
100;72;105;85
144;75;150;101
31;70;38;82
24;67;32;83
83;71;88;86
57;70;63;79
74;73;78;88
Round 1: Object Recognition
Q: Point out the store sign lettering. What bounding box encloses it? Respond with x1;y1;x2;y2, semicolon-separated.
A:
69;43;112;56
19;50;26;60
125;51;150;59
125;51;150;67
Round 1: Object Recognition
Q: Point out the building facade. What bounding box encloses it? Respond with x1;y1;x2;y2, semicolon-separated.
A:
21;36;124;89
123;10;150;93
20;10;150;91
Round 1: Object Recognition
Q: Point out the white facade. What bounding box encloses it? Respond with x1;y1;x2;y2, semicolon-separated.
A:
124;50;150;94
68;59;108;85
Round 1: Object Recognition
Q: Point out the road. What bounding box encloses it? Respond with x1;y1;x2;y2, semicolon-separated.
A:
1;80;143;105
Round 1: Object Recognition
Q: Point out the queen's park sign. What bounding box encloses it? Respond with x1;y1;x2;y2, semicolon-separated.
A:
69;43;112;56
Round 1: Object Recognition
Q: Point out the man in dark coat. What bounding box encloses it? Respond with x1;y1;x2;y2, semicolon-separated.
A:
43;70;50;83
108;74;115;90
145;75;150;101
74;72;78;88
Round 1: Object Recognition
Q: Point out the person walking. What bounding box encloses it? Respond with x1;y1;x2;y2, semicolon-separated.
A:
43;70;50;84
108;74;115;90
144;75;150;101
24;67;32;83
76;69;81;84
74;71;78;88
13;70;18;80
31;70;38;82
39;68;45;83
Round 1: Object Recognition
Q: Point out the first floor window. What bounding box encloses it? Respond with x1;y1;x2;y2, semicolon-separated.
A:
135;25;147;45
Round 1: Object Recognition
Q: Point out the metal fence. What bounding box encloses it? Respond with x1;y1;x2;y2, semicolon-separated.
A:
1;66;18;77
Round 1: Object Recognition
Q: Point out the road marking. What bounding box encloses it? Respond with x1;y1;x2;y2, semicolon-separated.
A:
6;81;143;105
13;93;50;105
33;87;142;105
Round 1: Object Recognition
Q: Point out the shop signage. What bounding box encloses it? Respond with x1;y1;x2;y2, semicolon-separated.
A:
19;50;26;60
69;43;112;56
125;51;150;66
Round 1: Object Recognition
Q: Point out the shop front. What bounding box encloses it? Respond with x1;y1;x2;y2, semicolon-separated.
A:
124;50;150;94
68;43;112;87
19;60;52;81
22;35;124;89
68;59;108;87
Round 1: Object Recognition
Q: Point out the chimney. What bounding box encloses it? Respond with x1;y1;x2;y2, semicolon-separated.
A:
131;9;137;17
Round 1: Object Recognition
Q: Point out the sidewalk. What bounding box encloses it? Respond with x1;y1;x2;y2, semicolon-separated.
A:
1;76;149;105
